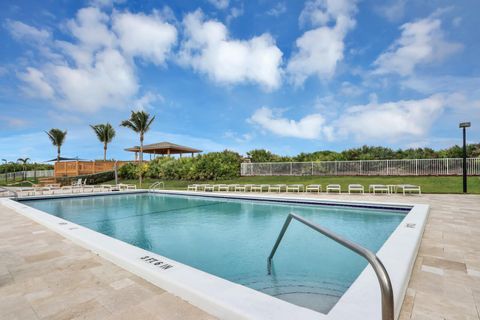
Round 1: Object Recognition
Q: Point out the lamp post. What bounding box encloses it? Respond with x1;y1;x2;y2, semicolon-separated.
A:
459;122;471;193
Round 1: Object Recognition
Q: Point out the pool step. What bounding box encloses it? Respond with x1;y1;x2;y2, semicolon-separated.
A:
233;275;349;313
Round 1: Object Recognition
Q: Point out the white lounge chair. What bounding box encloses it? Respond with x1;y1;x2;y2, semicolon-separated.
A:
250;185;263;192
369;184;389;194
287;184;304;192
204;184;214;192
228;184;240;191
397;184;421;195
305;184;322;193
235;185;247;192
216;184;229;192
326;184;341;193
348;184;364;194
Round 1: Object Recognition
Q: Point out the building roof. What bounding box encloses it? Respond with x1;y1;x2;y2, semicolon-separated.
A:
124;142;202;154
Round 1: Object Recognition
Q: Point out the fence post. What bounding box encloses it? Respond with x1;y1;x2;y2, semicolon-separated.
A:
415;159;418;176
335;161;338;176
446;158;449;175
270;163;273;176
386;160;389;176
290;162;293;176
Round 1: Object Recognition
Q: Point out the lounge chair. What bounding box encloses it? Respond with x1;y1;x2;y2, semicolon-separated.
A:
268;185;281;192
326;184;341;193
305;184;322;193
187;184;199;191
369;184;389;194
250;185;263;192
204;184;214;192
348;184;364;194
397;184;421;195
235;185;247;192
287;184;304;192
228;184;240;191
217;184;229;192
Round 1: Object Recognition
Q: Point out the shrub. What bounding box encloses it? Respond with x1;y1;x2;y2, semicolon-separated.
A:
145;150;242;181
118;162;138;179
56;170;115;186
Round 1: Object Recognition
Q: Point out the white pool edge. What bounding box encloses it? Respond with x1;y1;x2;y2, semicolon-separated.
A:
1;191;429;320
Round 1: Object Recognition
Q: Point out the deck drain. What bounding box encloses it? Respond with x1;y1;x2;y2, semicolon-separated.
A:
406;223;416;228
59;222;68;225
69;227;79;230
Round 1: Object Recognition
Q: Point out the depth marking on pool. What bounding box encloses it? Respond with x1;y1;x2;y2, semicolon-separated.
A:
140;255;174;270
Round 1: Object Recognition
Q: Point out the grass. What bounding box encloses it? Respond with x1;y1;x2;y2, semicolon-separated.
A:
104;175;480;194
0;178;39;187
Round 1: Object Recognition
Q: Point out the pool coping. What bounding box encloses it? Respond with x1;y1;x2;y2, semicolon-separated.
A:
1;190;429;320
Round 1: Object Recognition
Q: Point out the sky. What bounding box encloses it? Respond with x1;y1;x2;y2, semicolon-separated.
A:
0;0;479;162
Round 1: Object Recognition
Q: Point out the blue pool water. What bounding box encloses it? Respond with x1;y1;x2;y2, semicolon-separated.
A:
22;193;407;313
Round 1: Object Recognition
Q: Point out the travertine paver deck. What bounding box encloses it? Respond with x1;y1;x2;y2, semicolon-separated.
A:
0;203;216;320
1;193;479;320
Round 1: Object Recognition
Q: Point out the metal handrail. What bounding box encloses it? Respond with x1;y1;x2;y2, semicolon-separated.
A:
149;181;165;190
0;187;18;198
267;213;394;320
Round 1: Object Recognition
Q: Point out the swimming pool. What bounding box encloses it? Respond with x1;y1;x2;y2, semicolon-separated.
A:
21;192;408;314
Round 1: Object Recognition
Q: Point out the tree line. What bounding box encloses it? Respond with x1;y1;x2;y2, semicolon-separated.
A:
246;144;480;163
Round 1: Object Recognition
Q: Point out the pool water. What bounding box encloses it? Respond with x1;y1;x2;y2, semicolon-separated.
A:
22;193;407;313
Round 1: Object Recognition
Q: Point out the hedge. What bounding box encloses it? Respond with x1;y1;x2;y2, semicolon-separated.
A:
56;170;115;186
118;150;242;181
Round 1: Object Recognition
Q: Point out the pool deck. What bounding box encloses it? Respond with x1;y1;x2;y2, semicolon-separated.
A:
1;193;479;320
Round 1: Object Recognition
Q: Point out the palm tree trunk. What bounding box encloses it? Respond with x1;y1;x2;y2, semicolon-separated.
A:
57;146;61;162
139;133;144;186
104;143;107;161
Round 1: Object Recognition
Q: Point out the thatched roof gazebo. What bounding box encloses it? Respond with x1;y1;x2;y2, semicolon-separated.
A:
125;142;202;160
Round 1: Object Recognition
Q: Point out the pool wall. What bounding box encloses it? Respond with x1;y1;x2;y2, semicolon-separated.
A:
2;190;429;320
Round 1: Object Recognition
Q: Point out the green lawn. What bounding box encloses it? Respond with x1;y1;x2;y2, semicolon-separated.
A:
105;176;480;194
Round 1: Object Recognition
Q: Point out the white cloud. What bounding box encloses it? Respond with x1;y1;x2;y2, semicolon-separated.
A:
132;92;164;111
89;0;125;7
287;0;357;85
113;11;177;65
267;2;287;17
67;7;116;51
336;95;446;141
207;0;229;10
5;19;50;42
375;0;406;23
17;67;55;99
51;49;138;112
249;107;326;139
178;10;283;90
373;17;462;76
11;7;177;113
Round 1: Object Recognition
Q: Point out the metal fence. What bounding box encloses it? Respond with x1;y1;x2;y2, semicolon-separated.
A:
0;170;54;181
241;158;480;176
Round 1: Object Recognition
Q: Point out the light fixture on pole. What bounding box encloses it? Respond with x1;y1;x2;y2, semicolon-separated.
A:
459;122;471;193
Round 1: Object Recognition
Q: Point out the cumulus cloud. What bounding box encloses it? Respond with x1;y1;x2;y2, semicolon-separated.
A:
178;10;283;90
373;17;462;76
249;95;448;142
287;0;357;85
249;107;326;139
207;0;229;10
113;11;177;65
336;95;446;141
5;20;50;42
267;2;287;17
375;0;406;22
10;7;177;113
17;67;55;99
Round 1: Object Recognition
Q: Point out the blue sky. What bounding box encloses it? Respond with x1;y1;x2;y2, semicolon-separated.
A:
0;0;479;162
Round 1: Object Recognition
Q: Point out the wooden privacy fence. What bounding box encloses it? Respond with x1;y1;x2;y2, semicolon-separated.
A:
241;158;480;176
54;161;130;177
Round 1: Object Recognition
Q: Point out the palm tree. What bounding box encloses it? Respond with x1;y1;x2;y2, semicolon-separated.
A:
90;123;116;161
46;128;67;162
120;111;155;185
17;157;30;180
